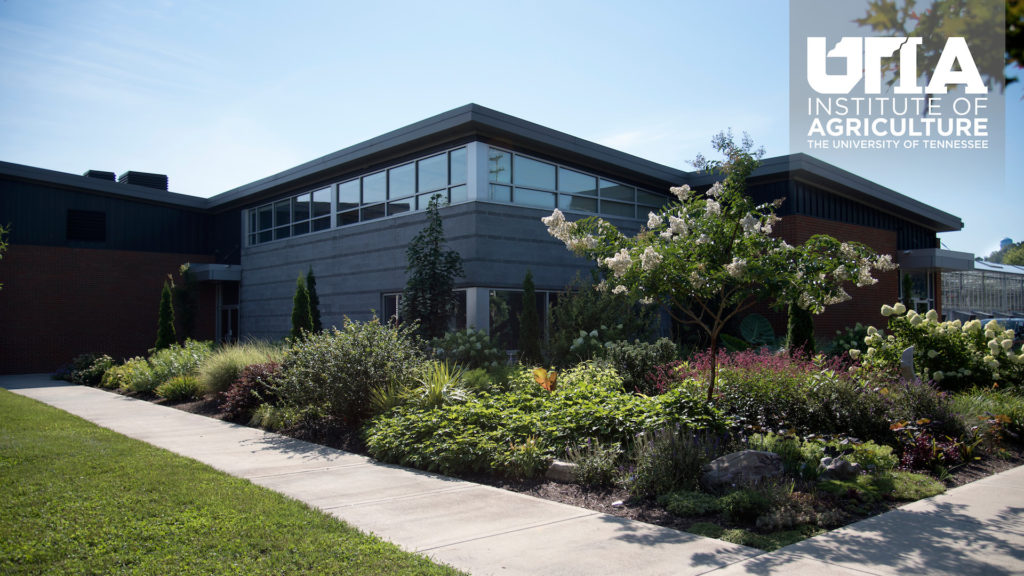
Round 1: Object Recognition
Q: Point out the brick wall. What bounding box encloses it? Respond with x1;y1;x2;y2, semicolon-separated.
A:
0;244;215;374
761;214;900;343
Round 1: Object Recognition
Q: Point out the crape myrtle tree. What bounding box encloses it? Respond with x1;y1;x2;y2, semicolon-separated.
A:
401;194;464;340
542;132;897;401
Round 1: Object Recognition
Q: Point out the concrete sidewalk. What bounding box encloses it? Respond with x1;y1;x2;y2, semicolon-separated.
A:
4;374;1023;575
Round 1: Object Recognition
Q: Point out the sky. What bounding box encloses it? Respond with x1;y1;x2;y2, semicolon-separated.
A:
0;0;1020;257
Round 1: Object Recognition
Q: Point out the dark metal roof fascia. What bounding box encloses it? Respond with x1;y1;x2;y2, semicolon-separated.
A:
205;104;691;210
688;153;963;233
0;160;207;210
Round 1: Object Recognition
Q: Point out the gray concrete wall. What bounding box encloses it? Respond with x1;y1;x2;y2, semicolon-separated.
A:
238;201;631;341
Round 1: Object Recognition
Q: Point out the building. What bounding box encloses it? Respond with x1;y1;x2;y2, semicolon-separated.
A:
0;104;969;373
942;259;1024;321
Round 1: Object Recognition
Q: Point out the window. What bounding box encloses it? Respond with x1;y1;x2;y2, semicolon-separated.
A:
484;146;663;221
247;145;468;246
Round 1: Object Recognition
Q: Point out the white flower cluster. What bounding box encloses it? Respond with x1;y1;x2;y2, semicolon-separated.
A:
604;248;633;278
541;209;574;243
647;212;662;229
725;257;746;278
706;181;725;198
641;246;663;271
660;215;689;240
669;184;691;202
705;200;721;216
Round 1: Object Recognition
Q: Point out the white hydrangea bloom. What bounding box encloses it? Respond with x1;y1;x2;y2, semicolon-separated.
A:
927;349;939;359
932;371;945;382
881;304;895;317
893;302;907;315
925;310;939;323
848;349;861;359
1002;339;1014;351
963;319;982;333
640;246;663;271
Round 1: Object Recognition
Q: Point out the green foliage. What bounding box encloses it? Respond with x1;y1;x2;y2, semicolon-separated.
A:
69;354;115;387
856;304;1024;390
431;329;505;370
785;302;815;356
155;375;204;402
889;470;946;501
198;341;284;394
719;488;774;522
689;521;821;552
740;313;776;348
0;390;463;576
601;338;678;395
173;264;199;340
306;267;322;333
829;323;869;358
658;490;721;517
565;439;622;487
546;272;656;365
276;318;425;427
951;387;1024;446
856;0;1012;87
518;270;543;364
400;194;464;340
290;274;313;340
101;357;154;391
496;436;550;479
624;427;728;498
147;340;213;389
155;280;176;350
365;363;726;477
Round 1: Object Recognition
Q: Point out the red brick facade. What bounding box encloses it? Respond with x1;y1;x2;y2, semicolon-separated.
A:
761;214;900;343
0;244;215;374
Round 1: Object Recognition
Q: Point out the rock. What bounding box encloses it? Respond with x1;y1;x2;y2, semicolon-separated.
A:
700;450;784;492
546;459;577;483
818;456;862;481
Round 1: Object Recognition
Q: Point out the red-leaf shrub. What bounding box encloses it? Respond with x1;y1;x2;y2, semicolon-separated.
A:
219;362;281;423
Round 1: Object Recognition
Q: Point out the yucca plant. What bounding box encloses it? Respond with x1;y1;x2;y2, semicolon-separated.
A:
415;361;467;409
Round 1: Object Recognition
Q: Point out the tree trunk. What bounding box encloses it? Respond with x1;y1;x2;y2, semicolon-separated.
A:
707;330;719;403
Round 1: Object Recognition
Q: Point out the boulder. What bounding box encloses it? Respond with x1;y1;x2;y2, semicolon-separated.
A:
818;456;862;481
700;450;784;492
546;460;577;483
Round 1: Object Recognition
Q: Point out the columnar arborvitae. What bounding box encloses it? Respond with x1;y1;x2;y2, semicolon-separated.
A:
786;301;815;357
400;195;464;339
519;270;542;364
306;266;322;332
290;274;313;340
155;280;176;349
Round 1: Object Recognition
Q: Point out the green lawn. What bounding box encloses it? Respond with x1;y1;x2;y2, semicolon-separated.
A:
0;389;464;575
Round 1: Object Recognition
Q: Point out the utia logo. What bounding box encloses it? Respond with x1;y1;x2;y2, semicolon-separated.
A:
807;36;986;95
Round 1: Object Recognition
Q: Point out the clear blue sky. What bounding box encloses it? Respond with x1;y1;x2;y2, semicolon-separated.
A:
0;0;1019;257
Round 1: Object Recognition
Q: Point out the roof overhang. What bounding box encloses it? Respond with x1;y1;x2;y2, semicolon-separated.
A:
187;263;242;282
895;248;975;271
